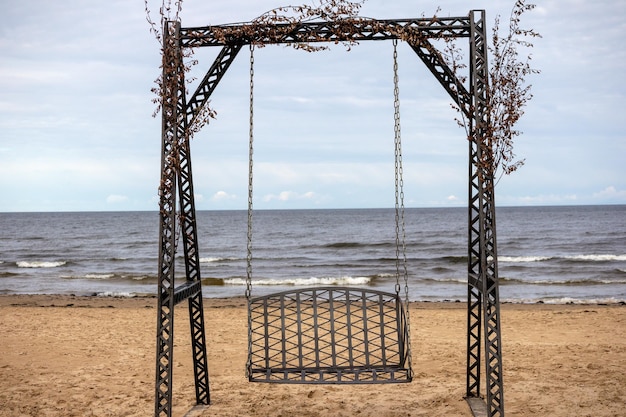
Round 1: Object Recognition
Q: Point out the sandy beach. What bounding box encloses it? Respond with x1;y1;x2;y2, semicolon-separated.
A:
0;295;624;417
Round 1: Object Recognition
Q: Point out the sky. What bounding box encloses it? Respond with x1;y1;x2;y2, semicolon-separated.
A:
1;0;625;212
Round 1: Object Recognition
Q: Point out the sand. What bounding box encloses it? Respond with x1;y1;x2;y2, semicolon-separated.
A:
0;294;624;417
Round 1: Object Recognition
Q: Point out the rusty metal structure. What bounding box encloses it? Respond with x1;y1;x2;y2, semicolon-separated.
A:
155;9;504;417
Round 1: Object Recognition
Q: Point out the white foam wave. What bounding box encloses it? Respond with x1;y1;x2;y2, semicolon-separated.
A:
499;256;551;263
599;278;626;284
422;277;467;284
567;254;626;262
503;277;626;285
84;274;115;280
96;292;137;298
17;261;67;268
499;254;626;263
223;276;372;286
131;275;151;281
501;297;626;305
200;257;238;263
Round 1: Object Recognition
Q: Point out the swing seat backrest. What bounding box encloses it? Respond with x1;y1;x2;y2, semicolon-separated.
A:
247;286;412;384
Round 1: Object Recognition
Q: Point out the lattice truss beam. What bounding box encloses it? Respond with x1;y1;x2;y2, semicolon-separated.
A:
155;10;504;417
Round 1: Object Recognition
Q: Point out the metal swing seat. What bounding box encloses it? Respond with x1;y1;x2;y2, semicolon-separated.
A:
247;286;411;383
244;41;412;385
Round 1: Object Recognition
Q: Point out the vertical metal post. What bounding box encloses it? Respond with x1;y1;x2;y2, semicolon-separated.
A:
155;20;183;417
467;10;505;417
155;19;211;415
177;57;211;409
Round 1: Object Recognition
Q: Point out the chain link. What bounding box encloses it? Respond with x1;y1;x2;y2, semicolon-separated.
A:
245;45;255;301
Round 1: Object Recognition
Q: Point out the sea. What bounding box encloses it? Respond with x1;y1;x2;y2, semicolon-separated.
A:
1;205;625;304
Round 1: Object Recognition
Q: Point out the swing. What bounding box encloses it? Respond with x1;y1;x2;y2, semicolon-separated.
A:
245;41;413;384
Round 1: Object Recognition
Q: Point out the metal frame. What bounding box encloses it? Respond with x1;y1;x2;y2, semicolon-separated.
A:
155;10;504;417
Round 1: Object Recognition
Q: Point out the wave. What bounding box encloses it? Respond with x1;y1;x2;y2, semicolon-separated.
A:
16;261;67;268
499;256;551;263
108;257;129;262
434;255;466;264
316;241;394;250
323;242;371;249
500;277;626;285
498;254;626;263
200;257;239;263
206;276;373;287
501;297;626;305
84;273;116;280
430;266;455;273
418;277;467;284
95;291;139;298
128;274;156;281
416;276;626;286
61;273;156;281
565;254;626;262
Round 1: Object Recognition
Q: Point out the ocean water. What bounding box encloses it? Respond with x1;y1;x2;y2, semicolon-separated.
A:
0;206;624;304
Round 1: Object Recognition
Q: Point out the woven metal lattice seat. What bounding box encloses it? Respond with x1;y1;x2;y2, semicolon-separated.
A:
247;287;412;384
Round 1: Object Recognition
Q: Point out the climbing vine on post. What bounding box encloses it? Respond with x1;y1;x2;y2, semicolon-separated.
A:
145;0;365;136
146;0;539;183
445;0;541;182
488;0;541;179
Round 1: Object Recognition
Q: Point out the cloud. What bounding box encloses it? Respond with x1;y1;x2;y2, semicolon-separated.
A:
496;186;626;207
506;194;579;206
106;194;129;204
592;186;626;201
211;191;237;201
262;191;318;203
267;95;314;105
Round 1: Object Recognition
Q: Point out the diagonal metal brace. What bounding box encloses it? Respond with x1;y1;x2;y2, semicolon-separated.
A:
185;45;243;130
409;40;471;118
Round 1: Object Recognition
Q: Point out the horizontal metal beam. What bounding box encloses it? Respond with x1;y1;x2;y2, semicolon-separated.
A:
180;16;472;48
173;280;202;305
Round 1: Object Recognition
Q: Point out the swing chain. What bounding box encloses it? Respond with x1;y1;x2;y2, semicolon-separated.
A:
393;39;413;374
245;45;255;301
245;45;255;379
393;39;408;301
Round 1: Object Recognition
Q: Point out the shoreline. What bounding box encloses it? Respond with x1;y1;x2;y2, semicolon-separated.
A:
1;294;625;416
2;293;625;308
